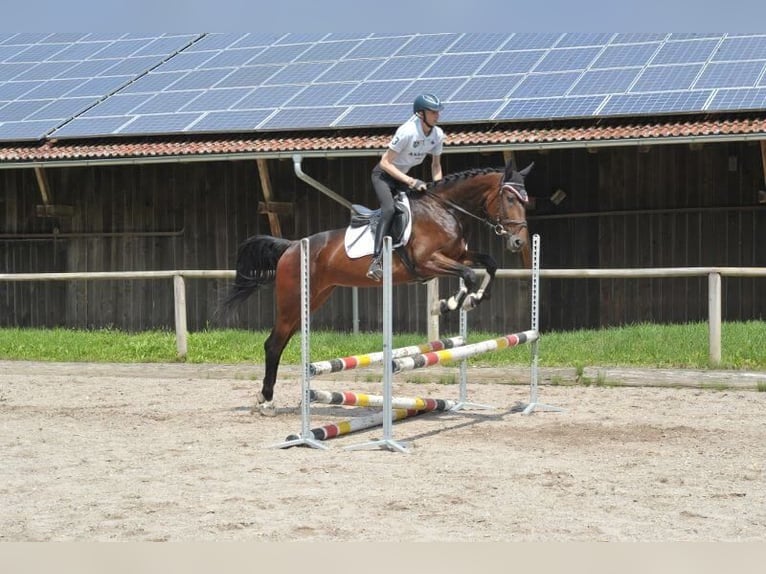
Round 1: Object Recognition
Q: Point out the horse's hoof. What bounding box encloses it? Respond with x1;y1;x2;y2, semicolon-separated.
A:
461;294;479;310
249;391;276;416
258;401;277;417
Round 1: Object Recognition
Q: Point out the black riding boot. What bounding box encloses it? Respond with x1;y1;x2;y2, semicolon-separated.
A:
367;215;392;281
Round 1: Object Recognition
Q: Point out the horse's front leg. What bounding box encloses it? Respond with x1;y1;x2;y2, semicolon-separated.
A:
459;251;497;311
416;253;481;316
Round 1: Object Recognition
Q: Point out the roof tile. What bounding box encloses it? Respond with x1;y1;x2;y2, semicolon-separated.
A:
2;115;766;164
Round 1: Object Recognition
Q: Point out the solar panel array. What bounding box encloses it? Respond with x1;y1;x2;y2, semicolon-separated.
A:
1;32;766;142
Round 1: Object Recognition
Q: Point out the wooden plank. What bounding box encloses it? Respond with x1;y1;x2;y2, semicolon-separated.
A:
256;158;282;237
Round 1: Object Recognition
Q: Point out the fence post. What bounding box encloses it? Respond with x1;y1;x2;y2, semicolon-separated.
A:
426;278;439;341
708;272;722;365
173;274;188;359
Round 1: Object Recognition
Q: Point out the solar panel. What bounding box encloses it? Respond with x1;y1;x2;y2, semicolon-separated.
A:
234;85;304;108
367;56;438;81
694;61;766;89
534;47;602;73
2;32;766;143
294;40;360;63
478;50;546;75
131;91;204;114
116;112;199;134
181;88;251;112
317;59;384;82
652;39;720;65
600;90;712;115
556;33;615;48
707;87;766;111
570;68;642;95
339;81;411;105
611;33;667;44
395;78;467;103
448;33;510;53
395;34;460;57
26;97;93;121
631;64;704;92
497;96;604;119
284;83;348;107
510;72;582;98
334;104;411;127
53;116;133;138
119;72;187;93
264;62;332;85
442;100;504;122
260;106;343;130
713;35;766;61
591;43;661;68
0;33;204;142
0;119;58;140
452;75;522;100
423;53;490;78
344;37;406;59
502;33;561;50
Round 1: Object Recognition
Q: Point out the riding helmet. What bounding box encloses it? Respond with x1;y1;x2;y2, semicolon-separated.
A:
413;93;444;114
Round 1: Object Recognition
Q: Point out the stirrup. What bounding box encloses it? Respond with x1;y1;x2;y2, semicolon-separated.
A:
366;256;383;281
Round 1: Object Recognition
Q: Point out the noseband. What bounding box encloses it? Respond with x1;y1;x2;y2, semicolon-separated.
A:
492;182;529;236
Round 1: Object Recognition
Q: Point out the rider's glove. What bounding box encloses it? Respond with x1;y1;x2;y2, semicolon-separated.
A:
410;179;427;192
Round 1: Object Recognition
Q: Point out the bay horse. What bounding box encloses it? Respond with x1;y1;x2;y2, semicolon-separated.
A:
224;159;534;415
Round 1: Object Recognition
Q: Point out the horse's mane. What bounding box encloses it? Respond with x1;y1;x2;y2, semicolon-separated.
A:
428;167;503;191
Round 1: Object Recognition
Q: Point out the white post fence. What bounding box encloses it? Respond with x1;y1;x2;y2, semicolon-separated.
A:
1;267;764;363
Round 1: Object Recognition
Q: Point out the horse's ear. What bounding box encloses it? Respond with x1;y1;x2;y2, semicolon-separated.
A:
519;162;535;177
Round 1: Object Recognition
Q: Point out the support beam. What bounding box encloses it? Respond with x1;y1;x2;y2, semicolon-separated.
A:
760;141;766;187
256;158;282;237
503;150;517;166
34;167;52;205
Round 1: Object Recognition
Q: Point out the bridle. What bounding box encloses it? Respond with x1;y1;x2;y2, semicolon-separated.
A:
424;176;529;237
493;181;529;236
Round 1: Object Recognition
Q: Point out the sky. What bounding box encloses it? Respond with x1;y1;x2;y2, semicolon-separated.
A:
2;0;766;31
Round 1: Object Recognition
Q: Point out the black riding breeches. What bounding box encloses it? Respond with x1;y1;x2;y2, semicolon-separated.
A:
370;164;403;256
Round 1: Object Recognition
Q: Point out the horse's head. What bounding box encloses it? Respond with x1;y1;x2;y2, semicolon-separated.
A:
487;160;533;253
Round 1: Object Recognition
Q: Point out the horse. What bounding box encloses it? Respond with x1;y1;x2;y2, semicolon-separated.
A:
224;158;534;415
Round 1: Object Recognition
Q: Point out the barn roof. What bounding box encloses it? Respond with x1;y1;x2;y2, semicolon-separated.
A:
1;113;765;167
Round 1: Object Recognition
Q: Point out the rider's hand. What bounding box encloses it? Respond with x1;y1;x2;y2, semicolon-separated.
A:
409;178;427;192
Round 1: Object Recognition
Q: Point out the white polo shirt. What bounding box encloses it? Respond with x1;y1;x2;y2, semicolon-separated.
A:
387;115;445;174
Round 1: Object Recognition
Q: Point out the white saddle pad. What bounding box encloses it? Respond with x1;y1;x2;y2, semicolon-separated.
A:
344;195;413;259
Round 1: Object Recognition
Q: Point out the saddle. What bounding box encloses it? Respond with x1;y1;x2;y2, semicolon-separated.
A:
344;192;413;259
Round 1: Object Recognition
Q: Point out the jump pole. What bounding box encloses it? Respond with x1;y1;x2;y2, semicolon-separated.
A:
269;237;328;450
346;236;409;453
309;336;464;376
521;233;563;415
392;330;539;372
285;407;437;442
310;389;458;411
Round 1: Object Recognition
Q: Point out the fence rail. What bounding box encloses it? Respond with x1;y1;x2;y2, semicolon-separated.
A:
2;267;765;364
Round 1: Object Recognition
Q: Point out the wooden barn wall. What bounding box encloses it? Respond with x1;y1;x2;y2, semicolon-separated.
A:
1;141;764;334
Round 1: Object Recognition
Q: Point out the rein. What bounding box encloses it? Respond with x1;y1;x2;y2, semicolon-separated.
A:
424;179;528;236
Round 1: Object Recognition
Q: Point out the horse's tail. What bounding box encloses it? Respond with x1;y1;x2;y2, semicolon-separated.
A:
223;235;293;309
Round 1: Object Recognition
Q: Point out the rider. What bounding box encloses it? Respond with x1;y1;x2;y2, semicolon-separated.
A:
366;93;446;281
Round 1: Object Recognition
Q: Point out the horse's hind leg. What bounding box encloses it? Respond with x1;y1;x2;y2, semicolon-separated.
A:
255;285;336;416
256;323;298;416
